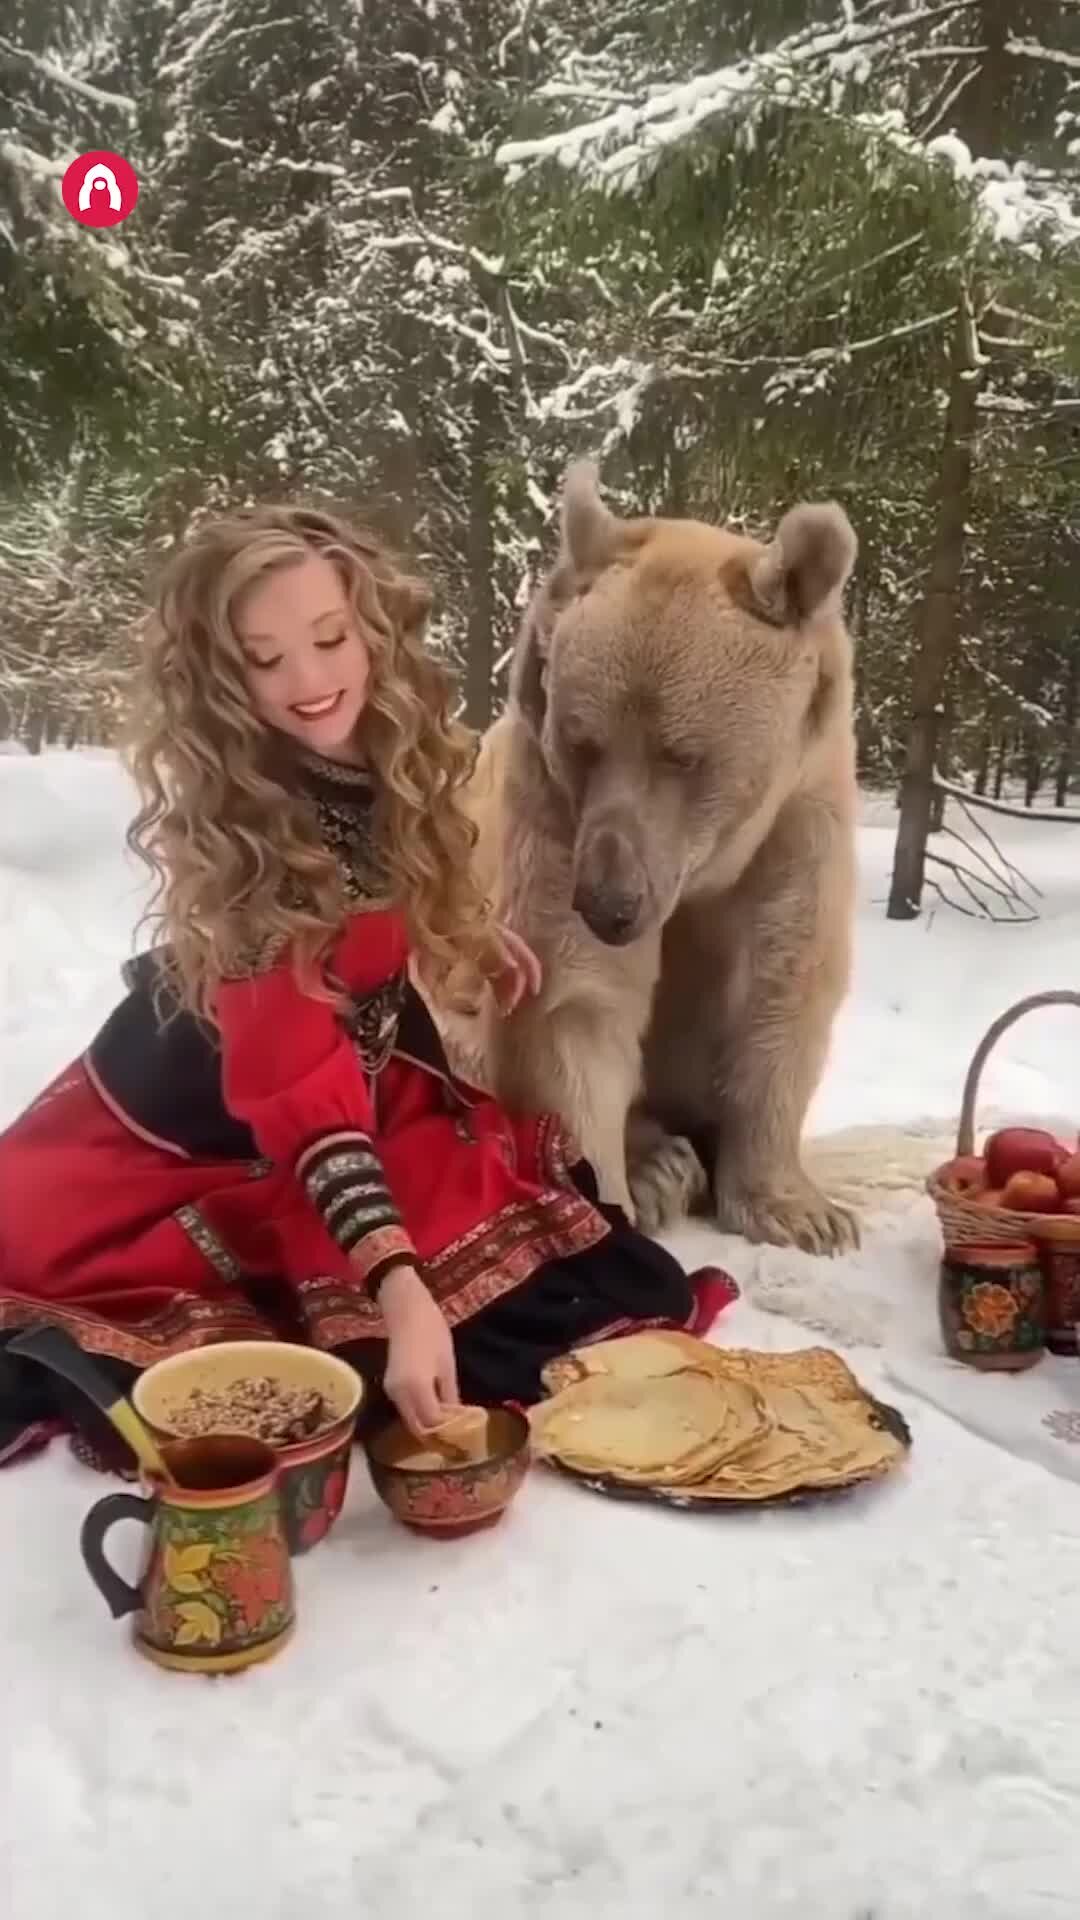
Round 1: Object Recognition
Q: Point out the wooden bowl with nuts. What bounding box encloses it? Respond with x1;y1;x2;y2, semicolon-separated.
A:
132;1341;363;1554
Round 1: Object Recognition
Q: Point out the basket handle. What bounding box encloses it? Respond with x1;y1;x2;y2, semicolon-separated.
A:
956;990;1080;1157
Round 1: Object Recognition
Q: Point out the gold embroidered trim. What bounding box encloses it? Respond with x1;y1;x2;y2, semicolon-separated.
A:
300;1139;404;1262
314;795;383;895
303;1147;384;1198
0;1290;270;1370
338;1224;416;1287
322;1182;388;1229
174;1205;245;1286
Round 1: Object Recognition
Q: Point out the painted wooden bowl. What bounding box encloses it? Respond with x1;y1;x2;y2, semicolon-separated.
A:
365;1407;531;1538
133;1341;363;1554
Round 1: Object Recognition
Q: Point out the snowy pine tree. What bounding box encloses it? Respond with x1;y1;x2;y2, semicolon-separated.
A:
497;0;1080;902
2;0;1078;810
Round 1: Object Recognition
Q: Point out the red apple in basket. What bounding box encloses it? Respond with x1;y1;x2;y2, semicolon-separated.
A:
1000;1170;1061;1213
1054;1152;1080;1202
974;1187;1006;1209
985;1127;1066;1188
941;1153;987;1193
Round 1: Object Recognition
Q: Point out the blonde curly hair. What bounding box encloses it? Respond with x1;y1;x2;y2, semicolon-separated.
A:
124;503;498;1019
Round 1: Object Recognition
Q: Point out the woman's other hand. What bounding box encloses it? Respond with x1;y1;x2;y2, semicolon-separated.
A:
378;1264;460;1436
488;922;542;1016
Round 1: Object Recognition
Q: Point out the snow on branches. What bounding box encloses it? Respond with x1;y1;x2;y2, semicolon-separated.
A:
497;3;1080;252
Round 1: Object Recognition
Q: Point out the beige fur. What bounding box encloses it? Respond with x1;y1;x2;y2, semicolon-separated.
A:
455;461;860;1257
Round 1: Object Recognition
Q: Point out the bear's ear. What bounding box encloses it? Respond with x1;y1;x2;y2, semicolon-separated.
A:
748;503;856;626
558;459;623;581
509;460;618;734
507;601;549;733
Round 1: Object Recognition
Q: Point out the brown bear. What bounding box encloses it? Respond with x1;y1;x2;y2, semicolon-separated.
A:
461;461;860;1256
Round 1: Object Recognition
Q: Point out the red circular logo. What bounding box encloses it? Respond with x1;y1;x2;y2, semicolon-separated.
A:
61;150;139;229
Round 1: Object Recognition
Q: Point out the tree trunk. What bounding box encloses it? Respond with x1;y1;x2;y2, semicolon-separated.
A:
1056;739;1075;809
974;733;991;795
21;696;47;755
1056;644;1078;806
929;669;955;833
462;376;498;730
993;733;1008;800
960;0;1014;156
1023;747;1043;807
666;437;688;515
887;293;984;919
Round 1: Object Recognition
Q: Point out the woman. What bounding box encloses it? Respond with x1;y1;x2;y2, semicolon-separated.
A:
0;504;731;1466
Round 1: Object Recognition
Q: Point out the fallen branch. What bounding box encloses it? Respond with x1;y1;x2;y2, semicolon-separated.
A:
923;874;983;920
924;849;1026;915
937;818;1040;911
924;851;1038;922
931;770;1080;824
947;798;1043;903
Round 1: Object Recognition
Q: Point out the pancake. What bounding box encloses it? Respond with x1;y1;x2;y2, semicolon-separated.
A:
541;1329;722;1395
670;1383;899;1499
536;1337;908;1501
529;1368;770;1485
426;1404;491;1463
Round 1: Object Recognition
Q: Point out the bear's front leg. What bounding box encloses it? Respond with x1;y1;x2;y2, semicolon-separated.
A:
487;990;642;1220
709;823;859;1257
626;1107;708;1234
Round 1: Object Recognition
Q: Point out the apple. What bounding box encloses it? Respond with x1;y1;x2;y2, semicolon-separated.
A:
942;1153;987;1193
1055;1151;1080;1202
1000;1170;1061;1212
985;1127;1066;1188
974;1187;1006;1209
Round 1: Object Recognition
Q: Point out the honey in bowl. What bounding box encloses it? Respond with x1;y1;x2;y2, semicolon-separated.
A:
366;1406;530;1538
396;1445;483;1470
391;1403;496;1470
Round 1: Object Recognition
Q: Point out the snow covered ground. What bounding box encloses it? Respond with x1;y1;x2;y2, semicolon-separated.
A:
3;747;1080;1919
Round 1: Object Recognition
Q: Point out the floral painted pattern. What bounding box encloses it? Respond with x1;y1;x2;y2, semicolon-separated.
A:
402;1474;485;1525
939;1251;1045;1363
371;1448;529;1534
295;1465;348;1550
962;1282;1019;1339
286;1449;351;1554
145;1497;293;1653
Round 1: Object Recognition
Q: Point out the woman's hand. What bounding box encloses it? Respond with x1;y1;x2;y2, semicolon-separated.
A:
378;1264;460;1436
408;926;540;1020
488;922;542;1016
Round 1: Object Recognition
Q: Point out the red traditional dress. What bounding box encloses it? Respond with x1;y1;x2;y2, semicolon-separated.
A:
0;750;733;1464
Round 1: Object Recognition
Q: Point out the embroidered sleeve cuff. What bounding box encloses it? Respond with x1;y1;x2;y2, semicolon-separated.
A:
297;1132;415;1287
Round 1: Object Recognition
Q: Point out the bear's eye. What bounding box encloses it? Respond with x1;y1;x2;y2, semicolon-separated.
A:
659;744;702;774
563;729;601;764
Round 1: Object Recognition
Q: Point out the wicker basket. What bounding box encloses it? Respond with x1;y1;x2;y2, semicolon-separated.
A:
928;990;1080;1250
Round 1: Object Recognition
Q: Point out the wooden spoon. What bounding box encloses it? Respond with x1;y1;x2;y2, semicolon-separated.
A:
8;1323;173;1480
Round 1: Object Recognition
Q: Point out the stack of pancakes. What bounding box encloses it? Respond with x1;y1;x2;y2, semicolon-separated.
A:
529;1332;907;1503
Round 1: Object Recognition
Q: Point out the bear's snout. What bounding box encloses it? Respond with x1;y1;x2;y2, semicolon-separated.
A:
571;823;651;946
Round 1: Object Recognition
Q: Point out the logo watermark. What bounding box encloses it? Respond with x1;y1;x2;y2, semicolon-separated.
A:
61;150;139;229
